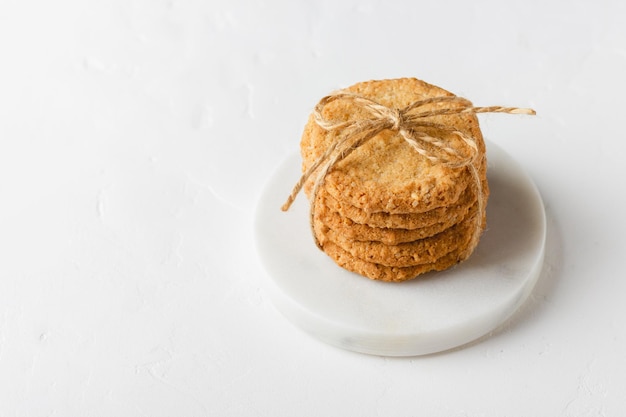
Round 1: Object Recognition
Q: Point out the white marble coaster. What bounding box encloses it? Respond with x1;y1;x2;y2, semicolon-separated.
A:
254;141;546;356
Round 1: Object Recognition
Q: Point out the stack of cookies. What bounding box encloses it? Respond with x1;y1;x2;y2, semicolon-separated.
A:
299;78;489;282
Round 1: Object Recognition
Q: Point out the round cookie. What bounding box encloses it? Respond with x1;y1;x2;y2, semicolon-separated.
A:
300;77;487;214
315;212;477;268
315;199;477;245
321;241;473;282
319;181;480;230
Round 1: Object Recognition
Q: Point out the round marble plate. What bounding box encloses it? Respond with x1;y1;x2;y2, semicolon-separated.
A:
254;141;546;356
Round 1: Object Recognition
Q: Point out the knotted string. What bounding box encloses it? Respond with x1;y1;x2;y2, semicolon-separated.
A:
282;91;535;251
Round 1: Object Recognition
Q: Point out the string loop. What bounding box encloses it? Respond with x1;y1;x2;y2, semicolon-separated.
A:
282;90;535;250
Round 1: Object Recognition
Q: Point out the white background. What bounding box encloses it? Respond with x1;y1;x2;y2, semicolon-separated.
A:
1;0;625;415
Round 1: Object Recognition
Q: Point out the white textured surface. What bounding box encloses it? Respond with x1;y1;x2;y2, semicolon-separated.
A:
0;0;625;415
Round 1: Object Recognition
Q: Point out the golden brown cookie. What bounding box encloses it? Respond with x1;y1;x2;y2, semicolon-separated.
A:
315;211;477;268
300;77;487;214
315;199;477;245
319;181;479;230
321;241;473;282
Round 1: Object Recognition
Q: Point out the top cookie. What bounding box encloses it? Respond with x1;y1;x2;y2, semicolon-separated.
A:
300;78;487;214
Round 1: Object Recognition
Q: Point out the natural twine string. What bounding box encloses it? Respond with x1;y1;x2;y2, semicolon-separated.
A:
281;91;535;251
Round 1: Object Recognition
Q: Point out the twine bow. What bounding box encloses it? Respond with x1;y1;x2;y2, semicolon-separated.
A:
282;91;535;250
